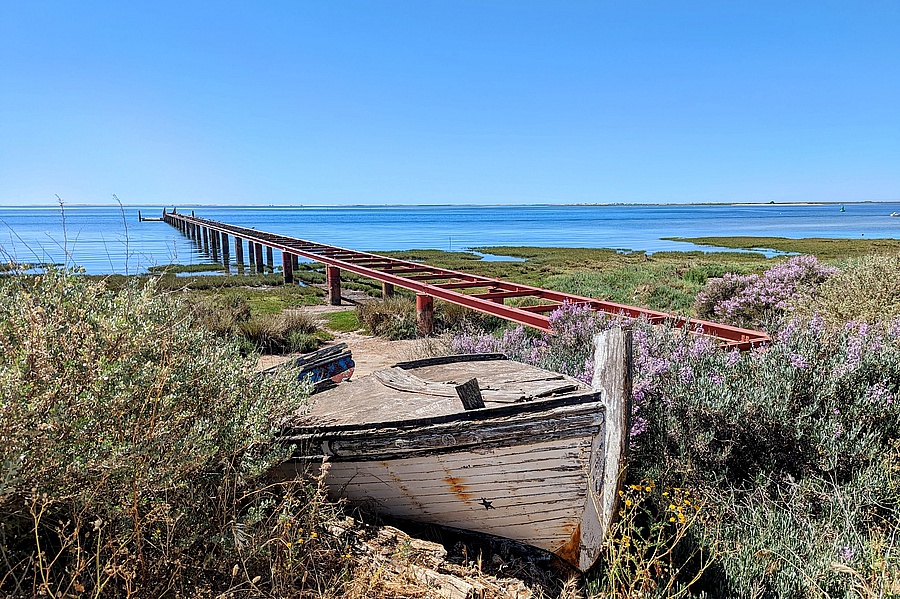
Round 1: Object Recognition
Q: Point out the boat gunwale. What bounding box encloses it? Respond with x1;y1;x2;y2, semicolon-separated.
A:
280;389;602;438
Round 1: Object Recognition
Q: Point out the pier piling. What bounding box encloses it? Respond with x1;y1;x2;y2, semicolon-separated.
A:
255;243;264;273
327;266;341;305
235;237;244;265
416;294;434;336
282;252;294;284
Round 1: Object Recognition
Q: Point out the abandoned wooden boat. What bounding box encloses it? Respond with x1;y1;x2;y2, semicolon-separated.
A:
273;329;632;572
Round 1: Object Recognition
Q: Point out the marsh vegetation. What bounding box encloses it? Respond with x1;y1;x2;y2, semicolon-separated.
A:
2;237;899;597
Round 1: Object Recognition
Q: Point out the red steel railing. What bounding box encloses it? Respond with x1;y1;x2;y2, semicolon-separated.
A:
163;210;769;349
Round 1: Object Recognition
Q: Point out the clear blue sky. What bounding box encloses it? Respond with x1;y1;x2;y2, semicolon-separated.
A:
1;1;898;206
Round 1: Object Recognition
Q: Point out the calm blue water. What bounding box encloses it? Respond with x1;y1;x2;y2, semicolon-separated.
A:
1;203;898;275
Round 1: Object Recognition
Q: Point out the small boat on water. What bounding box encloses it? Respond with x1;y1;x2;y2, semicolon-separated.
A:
273;329;631;571
891;212;900;217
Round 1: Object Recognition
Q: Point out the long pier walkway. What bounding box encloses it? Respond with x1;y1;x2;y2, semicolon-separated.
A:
161;209;768;349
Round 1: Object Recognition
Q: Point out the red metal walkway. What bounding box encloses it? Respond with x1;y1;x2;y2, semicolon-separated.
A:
162;210;769;349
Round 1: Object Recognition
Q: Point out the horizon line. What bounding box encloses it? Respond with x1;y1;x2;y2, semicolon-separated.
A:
2;199;899;209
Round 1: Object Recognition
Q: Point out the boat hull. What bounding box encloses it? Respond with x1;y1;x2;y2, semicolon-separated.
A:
274;397;606;570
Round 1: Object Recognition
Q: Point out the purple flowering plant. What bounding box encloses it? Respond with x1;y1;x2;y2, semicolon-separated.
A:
695;255;838;329
451;284;900;595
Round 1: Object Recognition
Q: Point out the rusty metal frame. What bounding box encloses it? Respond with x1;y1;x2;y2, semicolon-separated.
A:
164;211;769;349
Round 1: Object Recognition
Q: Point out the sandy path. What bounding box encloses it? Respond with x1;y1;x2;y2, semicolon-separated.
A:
257;301;449;377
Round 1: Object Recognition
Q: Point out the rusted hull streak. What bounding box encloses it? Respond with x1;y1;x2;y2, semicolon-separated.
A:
163;211;769;348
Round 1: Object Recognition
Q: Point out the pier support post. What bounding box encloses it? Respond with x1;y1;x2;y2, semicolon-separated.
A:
248;241;255;267
266;246;274;271
210;231;219;262
202;227;209;254
327;266;341;305
382;282;395;299
255;243;264;273
282;252;294;284
235;237;244;265
292;255;299;271
221;232;230;269
416;294;434;336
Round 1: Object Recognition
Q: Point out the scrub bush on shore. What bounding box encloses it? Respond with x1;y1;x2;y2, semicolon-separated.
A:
452;283;900;596
694;255;837;328
0;272;357;597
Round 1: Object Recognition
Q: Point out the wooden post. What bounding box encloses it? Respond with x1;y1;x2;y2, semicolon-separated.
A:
327;266;341;305
292;254;299;270
416;294;434;336
382;282;395;299
235;237;244;265
266;246;274;271
255;243;264;273
588;327;633;571
210;229;219;262
282;252;294;284
202;227;209;254
248;241;255;266
220;232;230;268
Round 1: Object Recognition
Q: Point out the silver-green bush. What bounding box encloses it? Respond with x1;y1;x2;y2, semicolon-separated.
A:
0;272;331;596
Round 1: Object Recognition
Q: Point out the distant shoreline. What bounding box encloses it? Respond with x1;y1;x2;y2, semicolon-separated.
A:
2;200;899;209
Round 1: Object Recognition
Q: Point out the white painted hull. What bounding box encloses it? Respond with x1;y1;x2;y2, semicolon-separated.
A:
327;432;602;566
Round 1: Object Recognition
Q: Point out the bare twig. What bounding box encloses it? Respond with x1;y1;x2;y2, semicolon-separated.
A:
112;194;130;275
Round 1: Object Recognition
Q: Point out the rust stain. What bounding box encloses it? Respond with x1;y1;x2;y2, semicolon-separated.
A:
443;475;474;503
555;522;581;569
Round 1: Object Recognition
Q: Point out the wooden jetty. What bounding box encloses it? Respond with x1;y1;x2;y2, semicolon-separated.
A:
161;209;769;348
273;328;633;571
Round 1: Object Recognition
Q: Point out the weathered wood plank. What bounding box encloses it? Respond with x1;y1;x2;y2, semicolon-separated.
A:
392;353;507;369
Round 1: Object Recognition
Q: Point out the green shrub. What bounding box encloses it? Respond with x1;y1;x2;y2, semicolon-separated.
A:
0;272;353;597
